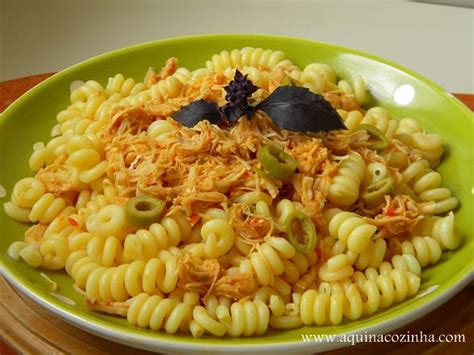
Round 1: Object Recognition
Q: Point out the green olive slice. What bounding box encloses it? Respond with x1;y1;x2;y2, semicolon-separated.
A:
125;195;165;227
355;124;389;151
257;145;297;180
286;211;317;254
362;176;395;208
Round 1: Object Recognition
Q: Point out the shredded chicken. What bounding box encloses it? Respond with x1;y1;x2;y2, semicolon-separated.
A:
103;107;333;223
268;66;287;92
178;254;221;297
85;298;129;317
213;272;255;300
229;203;273;244
284;135;329;176
101;106;155;140
340;94;361;112
325;129;369;153
371;195;425;238
145;57;178;87
36;156;82;195
144;98;190;119
290;163;336;229
322;92;342;109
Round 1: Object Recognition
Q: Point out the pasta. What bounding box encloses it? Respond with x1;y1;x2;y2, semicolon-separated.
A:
400;236;442;267
239;236;296;287
401;160;458;214
86;235;124;266
85;204;126;238
327;152;366;206
206;47;288;73
410;212;460;250
29;193;68;224
324;208;377;253
8;241;43;267
85;254;180;301
3;47;462;338
128;293;193;333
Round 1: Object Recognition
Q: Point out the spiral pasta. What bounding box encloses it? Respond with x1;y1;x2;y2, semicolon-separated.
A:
4;47;463;339
123;212;190;261
216;300;270;336
76;186;116;217
193;300;270;337
54;93;121;138
206;47;288;73
291;68;327;94
327;152;366;206
300;283;360;325
360;107;399;137
121;75;183;106
324;208;377;254
40;233;70;270
318;254;354;282
68;232;94;251
302;257;421;326
401;160;458;214
200;219;235;258
254;286;286;316
86;235;124;267
128;293;192;334
70;80;105;103
400;236;442;267
239;236;296;287
64;134;107;184
410;213;460;250
337;74;366;105
281;251;317;285
352;263;421;308
105;73;147;97
395;118;444;165
66;250;100;288
85;204;126;238
28;193;67;224
85;254;180;301
3;178;47;222
147;120;176;140
7;241;43;267
354;238;387;270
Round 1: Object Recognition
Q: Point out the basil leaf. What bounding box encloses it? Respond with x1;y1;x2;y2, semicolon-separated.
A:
172;100;222;127
221;103;256;123
221;70;258;123
256;86;346;132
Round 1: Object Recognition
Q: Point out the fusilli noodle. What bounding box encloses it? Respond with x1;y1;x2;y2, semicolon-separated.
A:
3;47;462;338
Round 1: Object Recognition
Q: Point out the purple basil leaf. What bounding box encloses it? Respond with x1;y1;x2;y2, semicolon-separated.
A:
224;70;258;99
172;99;222;127
221;102;256;123
256;86;346;132
221;70;258;122
222;103;245;123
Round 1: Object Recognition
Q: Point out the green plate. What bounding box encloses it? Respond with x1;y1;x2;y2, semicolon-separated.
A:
0;34;473;353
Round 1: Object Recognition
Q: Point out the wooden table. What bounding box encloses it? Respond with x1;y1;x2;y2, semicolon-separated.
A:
0;74;473;354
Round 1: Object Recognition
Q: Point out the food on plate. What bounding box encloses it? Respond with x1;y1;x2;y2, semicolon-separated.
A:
4;47;461;337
